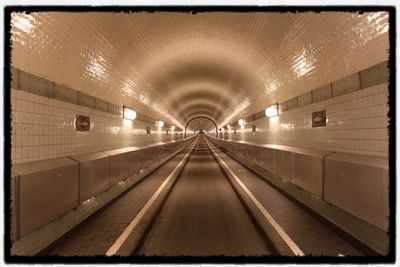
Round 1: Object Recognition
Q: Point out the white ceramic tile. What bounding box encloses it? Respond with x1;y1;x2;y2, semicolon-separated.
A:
221;83;389;157
10;89;184;163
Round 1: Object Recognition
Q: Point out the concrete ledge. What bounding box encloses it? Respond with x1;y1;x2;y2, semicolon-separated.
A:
129;149;148;176
12;157;79;240
275;150;294;183
292;151;333;199
324;152;389;230
10;137;195;251
212;138;332;198
260;146;275;174
70;152;110;204
206;135;389;255
104;148;136;186
11;141;194;256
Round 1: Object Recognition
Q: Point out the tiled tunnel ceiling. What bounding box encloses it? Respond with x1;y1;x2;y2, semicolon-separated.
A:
10;11;389;128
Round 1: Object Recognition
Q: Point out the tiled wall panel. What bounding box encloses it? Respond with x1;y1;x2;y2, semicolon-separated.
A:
332;72;360;96
221;83;388;157
10;89;184;164
360;62;389;89
54;84;78;104
312;84;332;103
298;92;312;107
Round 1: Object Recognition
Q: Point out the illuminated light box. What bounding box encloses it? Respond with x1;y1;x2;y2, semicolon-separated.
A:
265;103;279;118
123;106;137;120
156;120;164;128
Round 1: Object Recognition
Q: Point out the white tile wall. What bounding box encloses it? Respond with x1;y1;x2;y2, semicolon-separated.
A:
10;89;184;164
220;83;389;157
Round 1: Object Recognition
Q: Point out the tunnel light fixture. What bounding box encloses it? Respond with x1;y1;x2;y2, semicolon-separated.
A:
156;120;164;128
123;106;137;121
265;103;279;118
238;118;245;126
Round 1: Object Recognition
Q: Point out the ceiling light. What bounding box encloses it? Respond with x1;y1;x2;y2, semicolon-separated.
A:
171;125;175;130
156;120;164;128
265;103;279;118
238;118;245;126
227;124;231;129
123;106;137;120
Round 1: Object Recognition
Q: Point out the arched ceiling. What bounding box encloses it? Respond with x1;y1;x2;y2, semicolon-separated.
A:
10;11;389;128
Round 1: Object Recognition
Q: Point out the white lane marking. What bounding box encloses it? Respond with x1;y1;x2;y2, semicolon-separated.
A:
105;146;194;256
208;142;305;256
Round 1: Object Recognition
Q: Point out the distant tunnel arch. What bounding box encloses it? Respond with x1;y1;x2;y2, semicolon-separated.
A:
185;116;218;139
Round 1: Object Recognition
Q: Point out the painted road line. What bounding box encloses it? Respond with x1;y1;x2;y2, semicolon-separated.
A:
208;141;305;256
105;145;194;256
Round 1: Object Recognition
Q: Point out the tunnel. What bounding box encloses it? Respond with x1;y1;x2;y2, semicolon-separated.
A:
5;7;393;263
185;116;218;138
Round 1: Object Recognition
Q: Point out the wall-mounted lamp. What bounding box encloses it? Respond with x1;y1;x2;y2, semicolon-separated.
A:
265;103;279;118
227;124;231;129
123;106;137;120
171;125;175;131
238;118;245;126
156;120;164;128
